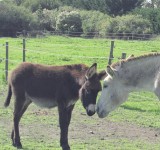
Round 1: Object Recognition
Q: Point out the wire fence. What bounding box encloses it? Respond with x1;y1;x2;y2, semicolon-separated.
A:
16;30;156;40
0;33;160;72
0;32;160;105
0;39;115;83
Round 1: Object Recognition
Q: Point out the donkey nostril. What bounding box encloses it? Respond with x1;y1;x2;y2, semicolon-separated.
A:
87;110;95;116
86;104;96;116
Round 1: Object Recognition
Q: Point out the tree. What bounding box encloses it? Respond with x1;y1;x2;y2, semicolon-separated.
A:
22;0;61;12
143;0;160;8
56;10;82;35
60;0;106;12
104;0;144;16
34;8;57;31
13;0;25;5
132;7;160;34
154;0;160;7
0;2;38;36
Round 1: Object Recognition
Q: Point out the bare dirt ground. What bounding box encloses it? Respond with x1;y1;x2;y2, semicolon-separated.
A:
9;109;160;142
1;100;160;149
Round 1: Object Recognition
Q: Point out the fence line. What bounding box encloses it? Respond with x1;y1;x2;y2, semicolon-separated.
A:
25;41;110;49
26;51;109;59
0;58;22;63
0;35;160;82
22;35;160;55
16;31;156;40
1;36;160;105
8;43;110;55
0;39;117;81
116;48;155;54
25;47;108;52
8;44;158;55
5;42;8;81
9;46;24;51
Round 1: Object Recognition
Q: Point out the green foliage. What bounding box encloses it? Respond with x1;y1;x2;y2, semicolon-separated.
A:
0;2;38;36
13;0;25;5
60;0;144;16
0;0;159;36
56;10;82;35
34;8;57;31
106;15;151;39
104;0;144;16
132;8;160;34
60;0;106;12
58;5;77;12
22;0;61;12
80;10;110;37
143;0;160;8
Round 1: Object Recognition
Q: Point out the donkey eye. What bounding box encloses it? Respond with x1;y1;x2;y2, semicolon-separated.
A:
103;85;108;88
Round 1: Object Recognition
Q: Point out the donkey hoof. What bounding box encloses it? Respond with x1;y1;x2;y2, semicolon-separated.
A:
12;142;22;149
62;145;70;150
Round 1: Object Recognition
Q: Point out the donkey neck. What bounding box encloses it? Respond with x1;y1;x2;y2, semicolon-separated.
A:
115;53;160;92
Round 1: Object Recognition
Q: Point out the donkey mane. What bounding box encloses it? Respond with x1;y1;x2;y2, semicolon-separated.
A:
111;52;160;68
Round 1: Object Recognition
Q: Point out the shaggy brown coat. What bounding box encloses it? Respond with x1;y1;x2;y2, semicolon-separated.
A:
4;62;106;150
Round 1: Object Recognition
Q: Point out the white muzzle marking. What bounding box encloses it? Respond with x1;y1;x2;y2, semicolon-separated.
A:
87;104;96;112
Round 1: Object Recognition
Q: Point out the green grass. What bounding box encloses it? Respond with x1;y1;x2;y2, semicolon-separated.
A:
0;35;160;149
109;92;160;128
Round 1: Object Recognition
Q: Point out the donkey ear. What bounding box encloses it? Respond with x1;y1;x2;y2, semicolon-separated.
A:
106;66;116;77
98;70;107;80
86;63;97;79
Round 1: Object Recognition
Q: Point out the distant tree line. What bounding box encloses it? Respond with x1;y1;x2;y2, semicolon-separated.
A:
10;0;144;16
0;0;160;37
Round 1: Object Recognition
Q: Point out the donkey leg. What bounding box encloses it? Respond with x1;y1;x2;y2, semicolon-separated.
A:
58;104;75;150
11;100;31;144
12;86;31;149
12;100;24;148
154;75;160;100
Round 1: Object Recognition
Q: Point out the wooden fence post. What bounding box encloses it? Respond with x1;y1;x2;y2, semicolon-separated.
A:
5;42;8;81
23;38;26;62
108;41;114;65
121;53;126;59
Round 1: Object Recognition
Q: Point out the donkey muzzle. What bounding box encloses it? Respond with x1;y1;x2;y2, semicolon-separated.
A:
86;104;96;116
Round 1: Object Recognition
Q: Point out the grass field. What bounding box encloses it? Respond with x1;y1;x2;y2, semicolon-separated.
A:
0;35;160;150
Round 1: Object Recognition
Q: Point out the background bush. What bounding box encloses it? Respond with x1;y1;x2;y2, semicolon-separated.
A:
105;15;151;39
56;10;82;35
132;8;160;34
110;15;151;33
0;0;158;37
34;8;57;31
0;2;38;37
80;10;110;37
22;0;61;12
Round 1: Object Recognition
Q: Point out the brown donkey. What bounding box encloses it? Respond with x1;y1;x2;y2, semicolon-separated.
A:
4;62;106;150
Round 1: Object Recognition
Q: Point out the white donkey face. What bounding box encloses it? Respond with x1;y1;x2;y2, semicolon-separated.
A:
97;66;128;118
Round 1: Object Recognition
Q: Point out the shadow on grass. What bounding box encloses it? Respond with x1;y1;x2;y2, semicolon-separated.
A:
121;105;160;114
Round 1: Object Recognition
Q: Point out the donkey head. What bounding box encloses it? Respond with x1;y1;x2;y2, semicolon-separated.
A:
97;65;129;118
79;63;107;116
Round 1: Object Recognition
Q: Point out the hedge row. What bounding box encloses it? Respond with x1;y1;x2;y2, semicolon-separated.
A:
0;2;155;37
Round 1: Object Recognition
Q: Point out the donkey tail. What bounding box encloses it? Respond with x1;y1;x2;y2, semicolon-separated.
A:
4;84;12;107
